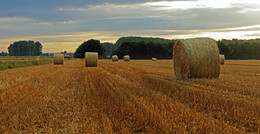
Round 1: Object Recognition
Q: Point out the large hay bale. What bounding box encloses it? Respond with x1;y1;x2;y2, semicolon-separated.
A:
152;58;157;61
173;38;220;79
220;54;225;65
54;54;64;65
85;52;98;67
123;55;130;62
112;55;118;62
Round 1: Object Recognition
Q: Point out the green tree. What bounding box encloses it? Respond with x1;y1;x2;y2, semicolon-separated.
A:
112;41;174;59
216;39;260;59
74;39;105;58
101;42;114;56
8;41;42;56
251;43;260;59
217;41;232;59
0;51;8;56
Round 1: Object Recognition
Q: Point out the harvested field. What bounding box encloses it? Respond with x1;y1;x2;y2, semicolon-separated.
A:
0;60;259;133
0;60;28;62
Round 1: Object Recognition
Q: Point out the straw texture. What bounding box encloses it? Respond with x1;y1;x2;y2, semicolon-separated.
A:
220;55;225;65
112;55;118;62
173;38;220;79
123;55;130;62
85;52;98;67
54;54;64;65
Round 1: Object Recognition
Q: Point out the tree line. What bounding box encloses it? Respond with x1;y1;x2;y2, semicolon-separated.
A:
101;37;174;56
217;39;260;59
8;41;42;56
74;39;105;58
108;37;260;60
112;41;174;59
0;51;8;56
1;38;260;59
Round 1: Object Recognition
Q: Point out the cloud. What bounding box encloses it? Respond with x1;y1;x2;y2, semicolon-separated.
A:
146;0;260;11
244;33;260;37
53;1;260;30
119;24;260;40
0;0;260;52
0;31;119;52
2;24;259;52
0;17;33;23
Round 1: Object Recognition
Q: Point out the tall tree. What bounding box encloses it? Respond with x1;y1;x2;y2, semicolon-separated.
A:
8;41;43;56
112;41;174;59
101;42;114;56
74;39;105;58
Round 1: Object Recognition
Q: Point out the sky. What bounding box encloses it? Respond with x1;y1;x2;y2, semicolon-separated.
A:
0;0;260;52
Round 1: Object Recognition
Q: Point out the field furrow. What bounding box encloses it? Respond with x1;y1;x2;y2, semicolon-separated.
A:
0;59;259;133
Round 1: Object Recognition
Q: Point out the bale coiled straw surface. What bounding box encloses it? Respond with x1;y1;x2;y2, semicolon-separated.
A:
112;55;118;62
85;52;98;67
152;58;157;61
220;54;225;65
173;38;220;79
35;56;40;61
123;55;130;61
54;54;64;65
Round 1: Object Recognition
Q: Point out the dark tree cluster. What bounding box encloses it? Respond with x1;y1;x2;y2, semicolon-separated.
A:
8;41;42;56
112;41;174;59
102;36;174;57
111;38;260;60
114;37;173;50
217;39;260;59
74;39;105;58
0;51;8;56
101;42;114;56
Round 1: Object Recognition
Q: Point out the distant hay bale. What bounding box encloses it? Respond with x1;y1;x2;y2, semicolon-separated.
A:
173;38;220;79
112;55;118;62
220;55;225;65
33;56;40;60
36;56;40;60
123;55;130;61
152;58;157;61
53;54;64;65
85;52;98;67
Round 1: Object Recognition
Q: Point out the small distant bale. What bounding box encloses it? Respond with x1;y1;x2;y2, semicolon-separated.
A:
220;55;225;65
152;58;157;61
112;55;118;62
85;52;98;67
54;54;64;65
35;56;40;60
123;55;130;62
173;38;220;79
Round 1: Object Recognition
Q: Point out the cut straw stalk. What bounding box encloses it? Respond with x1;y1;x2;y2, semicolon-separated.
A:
173;38;220;79
123;55;130;62
54;54;64;65
85;52;98;67
112;55;118;62
220;55;225;65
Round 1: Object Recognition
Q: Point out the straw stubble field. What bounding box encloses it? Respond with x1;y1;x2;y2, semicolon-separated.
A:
0;60;259;133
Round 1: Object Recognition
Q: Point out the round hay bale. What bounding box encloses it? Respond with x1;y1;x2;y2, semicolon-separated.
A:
152;58;157;61
34;56;40;60
54;54;64;65
220;54;225;65
173;38;220;79
85;52;98;67
36;56;40;60
123;55;130;62
112;55;118;62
